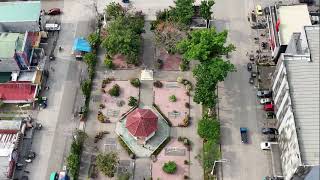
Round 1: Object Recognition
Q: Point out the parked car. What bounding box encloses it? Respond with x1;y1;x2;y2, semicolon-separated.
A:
251;71;257;78
264;103;274;111
240;127;249;143
249;77;254;84
266;134;277;142
256;5;263;16
266;112;275;119
260;142;271;150
262;128;278;135
257;90;272;98
247;62;252;71
47;8;61;15
260;98;272;104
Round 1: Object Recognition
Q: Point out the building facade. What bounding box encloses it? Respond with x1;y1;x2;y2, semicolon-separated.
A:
265;4;311;61
271;25;320;180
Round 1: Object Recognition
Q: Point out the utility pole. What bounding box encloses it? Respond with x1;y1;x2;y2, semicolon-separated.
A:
211;159;228;175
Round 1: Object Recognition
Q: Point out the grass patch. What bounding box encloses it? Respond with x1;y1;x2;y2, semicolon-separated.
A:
153;103;172;127
118;136;135;156
152;136;171;156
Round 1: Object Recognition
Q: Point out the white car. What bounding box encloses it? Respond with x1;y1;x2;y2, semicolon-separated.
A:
260;98;272;104
260;142;271;150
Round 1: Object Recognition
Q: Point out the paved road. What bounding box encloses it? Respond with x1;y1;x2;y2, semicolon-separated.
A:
213;0;273;179
26;0;96;179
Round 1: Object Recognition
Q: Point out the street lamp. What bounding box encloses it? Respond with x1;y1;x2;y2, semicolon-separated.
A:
210;159;228;175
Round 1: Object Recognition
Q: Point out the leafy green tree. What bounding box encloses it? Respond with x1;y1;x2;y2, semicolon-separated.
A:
197;115;220;141
67;153;80;178
171;0;195;25
105;2;124;19
200;0;215;20
193;59;235;108
81;79;92;98
177;28;235;63
199;140;221;169
96;152;119;177
87;33;101;48
83;52;97;67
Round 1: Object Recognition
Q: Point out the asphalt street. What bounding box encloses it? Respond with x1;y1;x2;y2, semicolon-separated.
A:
213;0;272;179
26;0;96;179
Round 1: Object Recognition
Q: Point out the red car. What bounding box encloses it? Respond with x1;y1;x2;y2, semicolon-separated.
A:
264;103;274;111
47;8;61;15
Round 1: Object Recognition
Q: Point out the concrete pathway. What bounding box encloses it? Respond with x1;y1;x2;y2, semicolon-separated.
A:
134;158;151;180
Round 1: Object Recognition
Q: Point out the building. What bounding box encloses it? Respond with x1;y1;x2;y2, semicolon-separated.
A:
0;120;22;179
0;31;44;83
266;4;312;61
271;25;319;180
126;108;158;143
0;82;38;103
0;1;41;33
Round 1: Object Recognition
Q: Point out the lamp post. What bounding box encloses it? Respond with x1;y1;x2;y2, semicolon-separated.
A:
210;159;228;175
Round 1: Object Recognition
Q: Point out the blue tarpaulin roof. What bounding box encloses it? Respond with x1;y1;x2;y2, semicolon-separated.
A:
73;37;91;52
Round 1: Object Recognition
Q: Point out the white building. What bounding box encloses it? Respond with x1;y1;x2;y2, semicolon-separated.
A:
271;25;320;180
266;4;311;61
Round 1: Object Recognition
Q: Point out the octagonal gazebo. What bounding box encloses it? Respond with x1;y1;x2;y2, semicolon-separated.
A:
126;108;158;144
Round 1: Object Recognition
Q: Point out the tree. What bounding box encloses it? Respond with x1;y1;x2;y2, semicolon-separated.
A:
105;2;124;19
81;79;92;98
197;115;220;142
177;28;236;63
67;153;80;178
128;96;138;107
200;0;215;20
192;58;235;107
87;33;101;48
96;152;119;177
83;52;97;67
171;0;195;25
199;140;221;169
102;14;144;65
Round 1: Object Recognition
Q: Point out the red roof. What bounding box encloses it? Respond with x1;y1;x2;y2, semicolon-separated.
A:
0;82;37;102
126;108;158;137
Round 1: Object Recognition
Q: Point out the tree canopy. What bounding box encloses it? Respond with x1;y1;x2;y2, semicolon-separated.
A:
177;28;235;62
96;152;119;177
105;2;124;19
171;0;195;25
197;115;220;141
102;11;144;65
200;0;215;20
193;58;235;108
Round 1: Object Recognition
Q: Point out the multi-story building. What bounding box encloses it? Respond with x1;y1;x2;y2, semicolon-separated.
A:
271;25;319;180
0;1;41;33
266;4;312;61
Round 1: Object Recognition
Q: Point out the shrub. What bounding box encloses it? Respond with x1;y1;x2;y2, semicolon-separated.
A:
162;161;177;174
169;95;177;102
130;78;140;87
156;59;163;69
177;76;184;83
184;175;189;179
186;91;190;96
178;136;183;141
99;104;105;109
108;84;120;97
84;52;97;67
128;96;138;107
179;61;189;71
184;160;189;165
185;84;192;91
185;102;190;108
88;32;101;48
96;152;119;177
182;115;190;127
153;80;163;88
104;57;113;69
81;80;92;98
97;111;107;123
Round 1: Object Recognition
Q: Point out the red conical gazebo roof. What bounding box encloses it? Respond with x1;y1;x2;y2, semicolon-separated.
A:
126;108;158;137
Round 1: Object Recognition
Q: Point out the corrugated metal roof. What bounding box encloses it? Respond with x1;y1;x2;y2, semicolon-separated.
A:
284;26;320;165
0;1;41;22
